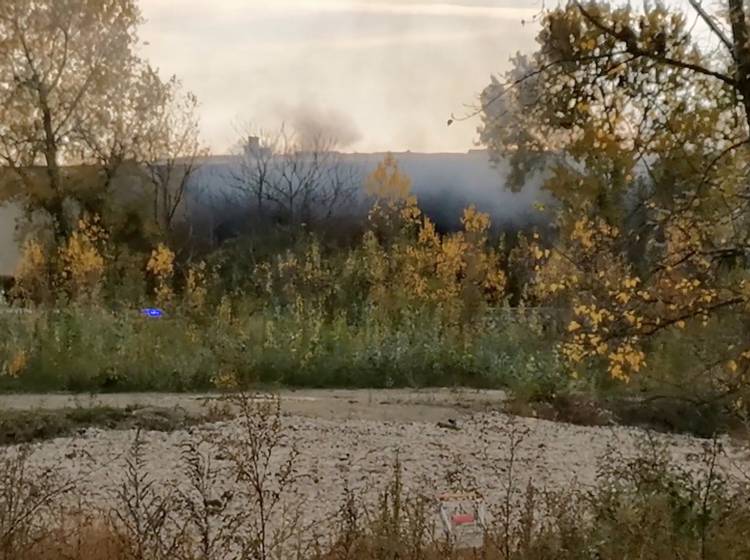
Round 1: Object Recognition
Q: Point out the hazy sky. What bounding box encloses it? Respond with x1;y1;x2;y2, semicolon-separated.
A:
138;0;541;154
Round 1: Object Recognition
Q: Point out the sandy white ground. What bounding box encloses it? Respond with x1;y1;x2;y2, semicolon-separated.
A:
7;389;750;543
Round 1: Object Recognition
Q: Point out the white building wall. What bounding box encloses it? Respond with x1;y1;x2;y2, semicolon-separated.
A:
0;202;21;277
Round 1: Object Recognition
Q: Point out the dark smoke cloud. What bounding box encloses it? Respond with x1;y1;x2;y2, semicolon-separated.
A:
274;101;363;148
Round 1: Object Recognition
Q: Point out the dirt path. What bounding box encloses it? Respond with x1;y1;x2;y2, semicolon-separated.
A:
0;388;509;424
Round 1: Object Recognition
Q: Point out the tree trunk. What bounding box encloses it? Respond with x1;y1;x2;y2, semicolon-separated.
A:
39;87;66;240
728;0;750;130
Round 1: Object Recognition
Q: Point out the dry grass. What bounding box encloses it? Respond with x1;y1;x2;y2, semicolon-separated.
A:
503;391;749;439
30;519;126;560
0;403;233;446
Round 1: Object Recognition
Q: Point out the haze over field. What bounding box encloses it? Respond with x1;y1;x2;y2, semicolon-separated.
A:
138;0;541;154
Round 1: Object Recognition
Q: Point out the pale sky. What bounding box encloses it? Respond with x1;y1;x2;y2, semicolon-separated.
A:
138;0;542;154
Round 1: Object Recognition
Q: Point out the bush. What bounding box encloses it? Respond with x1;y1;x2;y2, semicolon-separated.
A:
0;301;557;392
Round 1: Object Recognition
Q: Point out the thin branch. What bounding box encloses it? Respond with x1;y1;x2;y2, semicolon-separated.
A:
48;26;70;94
575;0;738;88
452;50;630;124
688;0;734;55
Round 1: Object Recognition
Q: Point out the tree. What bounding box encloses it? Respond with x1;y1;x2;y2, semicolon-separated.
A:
0;0;204;252
141;75;207;237
229;125;360;232
479;1;747;215
478;0;750;402
0;0;144;238
230;127;279;223
365;152;413;202
364;152;419;243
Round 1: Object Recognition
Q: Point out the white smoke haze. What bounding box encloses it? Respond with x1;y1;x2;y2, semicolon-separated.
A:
273;101;363;149
141;1;538;21
138;0;540;154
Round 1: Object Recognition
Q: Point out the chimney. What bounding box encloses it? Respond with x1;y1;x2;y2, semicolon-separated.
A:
244;136;260;158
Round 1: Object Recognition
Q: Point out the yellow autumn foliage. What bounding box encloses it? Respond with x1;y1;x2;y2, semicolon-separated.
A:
58;215;107;299
365;153;412;202
251;157;509;334
13;237;50;302
184;261;208;310
366;200;507;322
524;204;746;383
146;243;175;305
5;350;28;378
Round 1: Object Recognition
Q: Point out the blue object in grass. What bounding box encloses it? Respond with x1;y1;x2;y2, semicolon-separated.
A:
141;308;164;318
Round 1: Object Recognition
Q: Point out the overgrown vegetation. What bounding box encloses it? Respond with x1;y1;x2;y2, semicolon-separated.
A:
0;403;230;446
5;0;750;441
0;157;560;395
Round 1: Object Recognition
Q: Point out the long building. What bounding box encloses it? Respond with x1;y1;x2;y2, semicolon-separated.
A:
0;149;550;277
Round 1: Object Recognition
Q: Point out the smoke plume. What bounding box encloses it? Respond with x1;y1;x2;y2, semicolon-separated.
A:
274;101;363;149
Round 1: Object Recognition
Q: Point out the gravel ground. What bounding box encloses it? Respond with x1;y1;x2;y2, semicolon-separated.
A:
7;389;750;545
